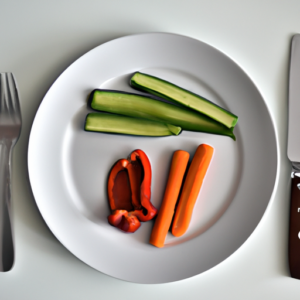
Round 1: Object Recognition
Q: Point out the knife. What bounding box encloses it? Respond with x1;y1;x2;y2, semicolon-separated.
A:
288;34;300;279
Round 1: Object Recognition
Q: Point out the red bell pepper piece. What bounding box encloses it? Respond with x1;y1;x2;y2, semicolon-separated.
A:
107;210;141;233
107;149;157;232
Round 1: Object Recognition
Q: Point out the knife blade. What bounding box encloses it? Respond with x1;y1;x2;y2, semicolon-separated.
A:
288;34;300;279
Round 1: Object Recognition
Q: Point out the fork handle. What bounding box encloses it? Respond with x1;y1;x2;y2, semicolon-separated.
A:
0;141;14;272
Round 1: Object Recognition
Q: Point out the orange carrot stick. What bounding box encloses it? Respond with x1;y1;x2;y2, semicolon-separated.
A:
172;144;214;237
149;150;190;248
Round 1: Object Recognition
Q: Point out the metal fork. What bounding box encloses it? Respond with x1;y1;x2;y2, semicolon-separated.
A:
0;73;22;272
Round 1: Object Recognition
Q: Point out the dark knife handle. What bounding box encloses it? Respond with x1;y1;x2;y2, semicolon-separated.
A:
289;175;300;279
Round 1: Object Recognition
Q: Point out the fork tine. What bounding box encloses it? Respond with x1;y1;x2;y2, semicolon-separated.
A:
0;73;21;123
0;73;13;115
0;73;8;114
6;74;14;115
7;74;21;122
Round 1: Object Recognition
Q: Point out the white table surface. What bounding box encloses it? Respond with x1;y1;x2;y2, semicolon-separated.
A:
0;0;299;299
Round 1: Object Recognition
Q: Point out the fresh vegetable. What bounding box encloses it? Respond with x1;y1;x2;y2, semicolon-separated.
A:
108;210;141;233
89;90;236;140
172;144;214;237
149;150;190;248
130;72;238;129
85;112;181;136
107;149;157;233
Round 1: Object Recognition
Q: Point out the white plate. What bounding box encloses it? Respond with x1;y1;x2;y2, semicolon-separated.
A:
28;33;278;283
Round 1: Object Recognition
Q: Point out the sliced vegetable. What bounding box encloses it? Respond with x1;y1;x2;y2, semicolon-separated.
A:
85;112;181;136
107;149;157;233
89;90;235;140
149;150;190;248
130;72;238;129
172;144;214;237
108;210;141;233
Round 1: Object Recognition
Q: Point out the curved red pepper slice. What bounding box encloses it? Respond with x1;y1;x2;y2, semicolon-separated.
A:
107;149;158;232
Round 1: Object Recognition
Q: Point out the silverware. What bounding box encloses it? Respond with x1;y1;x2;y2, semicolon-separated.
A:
288;34;300;279
0;73;22;272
